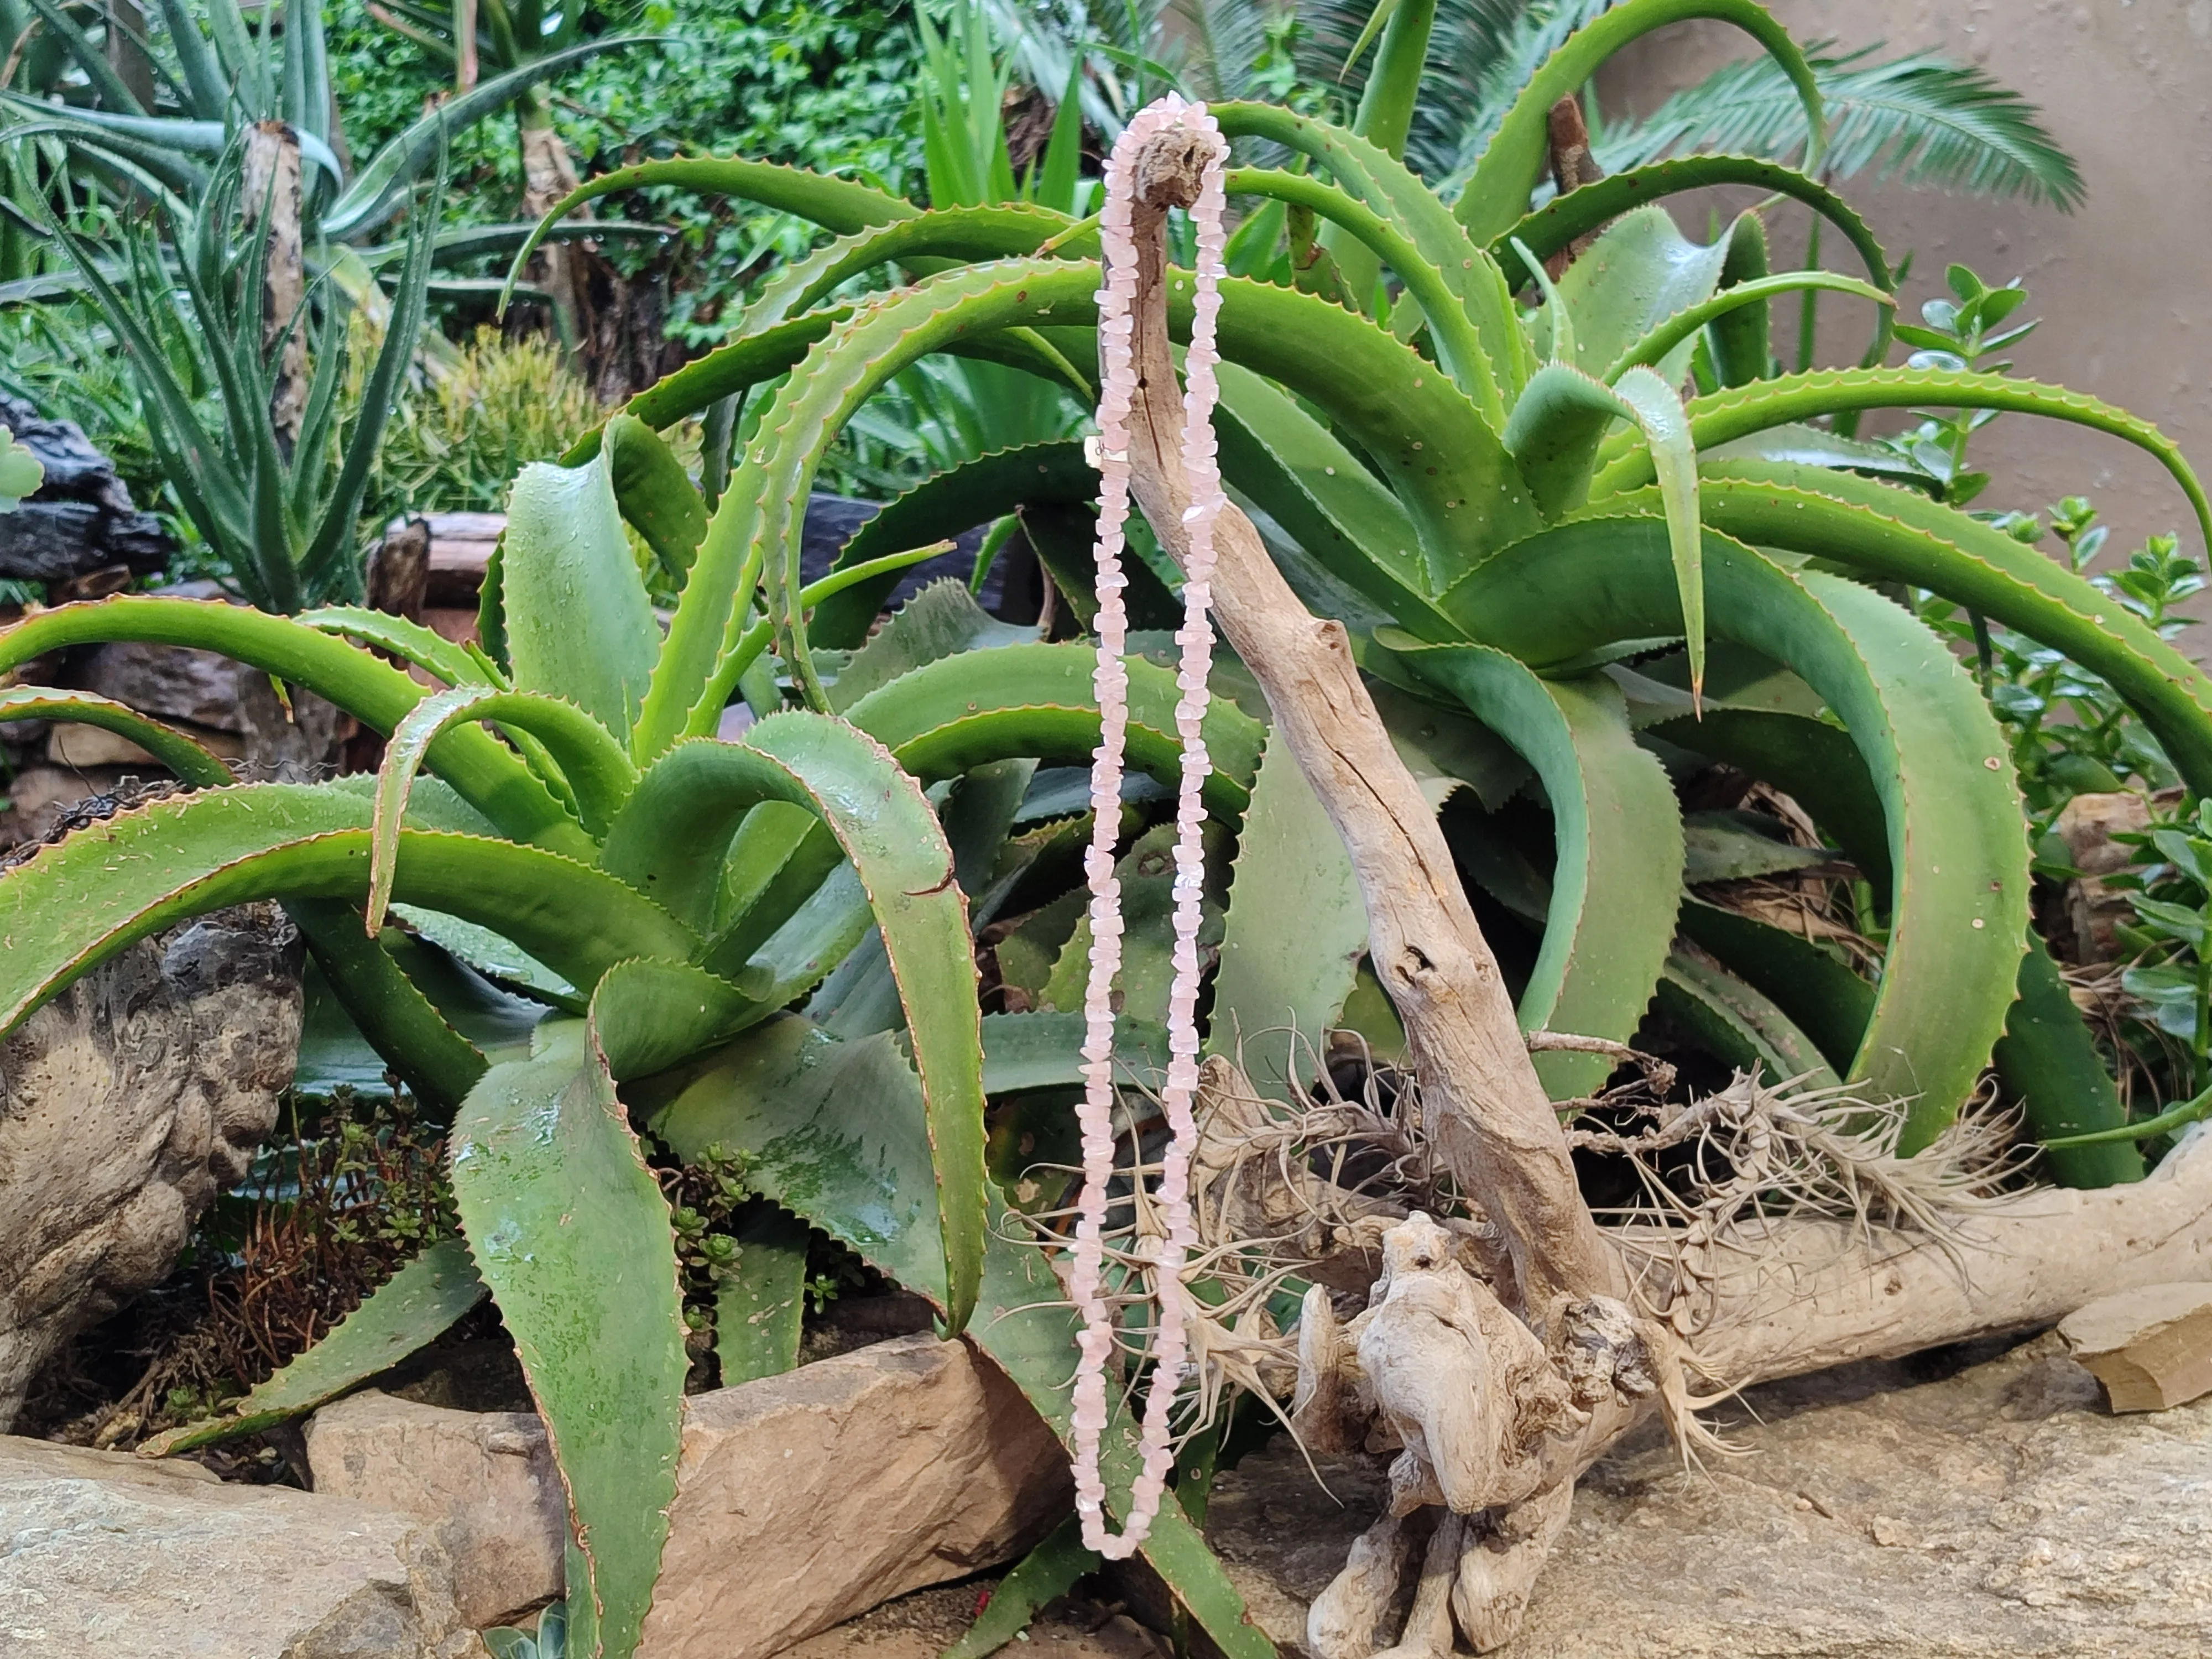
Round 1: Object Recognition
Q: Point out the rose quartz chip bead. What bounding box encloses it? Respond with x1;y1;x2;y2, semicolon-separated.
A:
1068;94;1230;1561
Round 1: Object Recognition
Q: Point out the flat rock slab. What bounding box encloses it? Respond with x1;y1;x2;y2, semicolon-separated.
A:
307;1334;1071;1659
0;1434;483;1658
2060;1282;2212;1411
304;1393;565;1628
1203;1333;2212;1657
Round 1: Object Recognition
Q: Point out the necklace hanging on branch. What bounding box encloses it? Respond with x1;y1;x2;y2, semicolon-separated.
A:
1067;93;1231;1562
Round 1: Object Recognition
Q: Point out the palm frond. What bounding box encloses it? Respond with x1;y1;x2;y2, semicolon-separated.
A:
1596;40;2084;208
1176;0;1276;104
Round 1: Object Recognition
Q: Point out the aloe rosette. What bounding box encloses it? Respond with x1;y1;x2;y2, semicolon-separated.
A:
507;0;2204;1188
5;2;2203;1653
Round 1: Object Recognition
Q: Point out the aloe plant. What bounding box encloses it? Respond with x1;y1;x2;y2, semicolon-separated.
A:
0;390;1307;1652
514;0;2212;1192
9;3;2206;1652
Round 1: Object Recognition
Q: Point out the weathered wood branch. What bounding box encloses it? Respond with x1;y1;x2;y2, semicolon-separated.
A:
1672;1123;2212;1384
1119;129;1616;1316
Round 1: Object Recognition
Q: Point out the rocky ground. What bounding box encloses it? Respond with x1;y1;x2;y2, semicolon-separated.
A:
3;1326;2206;1657
1199;1330;2211;1657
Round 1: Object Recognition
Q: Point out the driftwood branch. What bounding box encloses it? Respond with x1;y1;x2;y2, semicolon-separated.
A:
1119;127;1614;1318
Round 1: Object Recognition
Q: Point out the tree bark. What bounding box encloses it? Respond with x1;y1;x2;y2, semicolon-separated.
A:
518;87;589;356
242;121;307;456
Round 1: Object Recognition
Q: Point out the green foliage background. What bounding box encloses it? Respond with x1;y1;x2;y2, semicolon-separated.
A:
327;0;928;342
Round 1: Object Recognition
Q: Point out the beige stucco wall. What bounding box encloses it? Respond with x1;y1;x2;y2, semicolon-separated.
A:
1599;1;2212;587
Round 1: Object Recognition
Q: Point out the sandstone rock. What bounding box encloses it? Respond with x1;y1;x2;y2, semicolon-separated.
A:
46;718;242;770
2061;1282;2212;1412
0;908;303;1428
306;1335;1071;1659
81;638;252;732
1;764;129;842
643;1333;1069;1658
1202;1333;2212;1657
305;1391;567;1627
0;1433;485;1657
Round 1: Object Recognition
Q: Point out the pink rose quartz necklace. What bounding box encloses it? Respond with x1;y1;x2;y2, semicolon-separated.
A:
1067;94;1230;1561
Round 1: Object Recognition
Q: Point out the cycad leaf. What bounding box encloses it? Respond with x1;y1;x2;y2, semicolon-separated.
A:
1597;40;2084;208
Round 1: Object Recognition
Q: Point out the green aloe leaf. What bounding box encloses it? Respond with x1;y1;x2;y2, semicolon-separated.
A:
825;580;1037;713
734;203;1090;345
371;687;638;932
810;444;1099;650
1490;154;1895;371
588;956;763;1082
0;685;232;786
449;1021;685;1659
1206;735;1370;1102
942;1515;1095;1659
1225;165;1498;409
598;712;987;1333
1686;464;2212;796
299;606;508;690
1213;362;1448;635
1591;369;2212;556
503;456;660;744
140;1238;486;1457
1454;0;1825;246
1657;947;1841;1089
1503;362;1705;690
839;642;1264;815
1041;821;1227;1025
1994;932;2143;1188
1542;205;1730;385
1602;270;1892;384
1213;100;1525;421
0;597;585;857
1441;520;2027;1147
507;156;915;293
1677;898;1873;1075
640;260;1104;753
290;899;491;1113
980;1010;1169;1095
1650;706;1890;893
714;1208;811;1386
603;415;710;590
1382;643;1680;1099
567;310;849;462
0;785;697;1039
